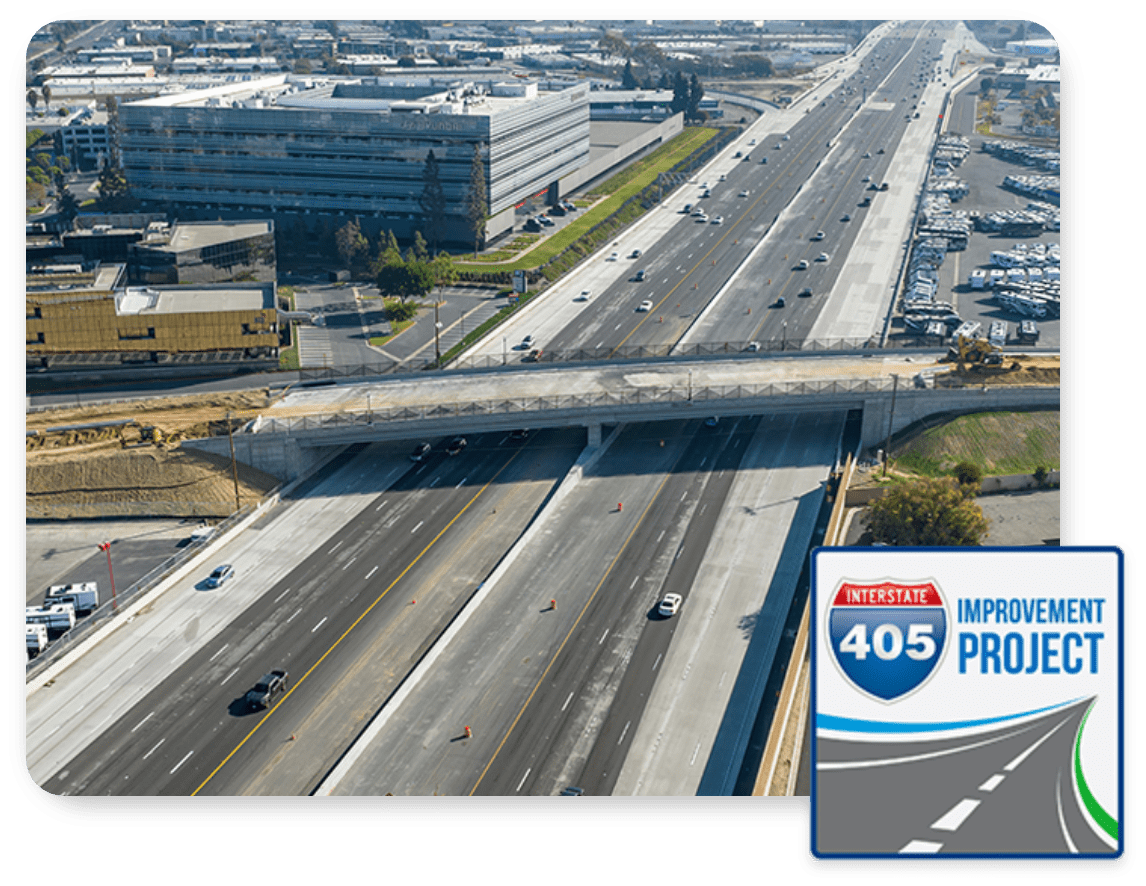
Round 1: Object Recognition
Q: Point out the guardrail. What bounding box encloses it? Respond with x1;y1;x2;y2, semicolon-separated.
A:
25;504;255;681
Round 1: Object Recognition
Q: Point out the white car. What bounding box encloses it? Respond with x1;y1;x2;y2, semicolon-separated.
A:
658;593;683;617
797;259;809;270
606;252;619;261
521;334;534;349
206;564;234;588
738;190;750;197
816;252;830;262
578;290;591;301
637;300;653;312
711;216;723;225
811;231;825;241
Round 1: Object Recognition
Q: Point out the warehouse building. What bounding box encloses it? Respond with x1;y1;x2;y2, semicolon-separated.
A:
26;264;278;370
119;75;591;245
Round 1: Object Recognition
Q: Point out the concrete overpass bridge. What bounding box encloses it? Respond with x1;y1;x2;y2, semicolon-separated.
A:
185;351;1059;481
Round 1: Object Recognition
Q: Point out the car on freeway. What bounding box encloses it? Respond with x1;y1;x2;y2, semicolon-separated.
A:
509;429;530;440
841;213;851;222
817;252;830;262
704;417;719;427
682;203;692;214
734;150;742;158
718;173;726;182
862;174;872;182
711;216;723;225
606;251;619;261
637;300;653;312
811;230;825;241
745;341;760;352
775;296;787;308
796;259;809;270
205;564;234;588
446;436;467;456
863;151;871;158
774;142;782;149
246;669;288;710
658;593;683;617
877;147;885;154
410;442;431;462
694;213;708;223
559;786;584;796
521;334;534;349
742;154;751;162
783;133;790;141
525;348;543;362
635;269;646;281
739;189;750;197
749;138;756;145
578;289;592;301
630;249;642;258
799;287;813;298
759;157;767;164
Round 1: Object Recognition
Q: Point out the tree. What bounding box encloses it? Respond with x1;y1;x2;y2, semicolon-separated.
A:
53;170;79;230
95;156;131;210
293;58;312;75
621;60;639;89
952;461;984;495
598;31;630;59
430;251;457;297
41;84;51;106
670;72;689;115
687;73;705;122
658;71;672;91
463;144;488;257
411;230;429;262
419;150;447;252
867;478;989;546
335;218;368;271
27;89;38;111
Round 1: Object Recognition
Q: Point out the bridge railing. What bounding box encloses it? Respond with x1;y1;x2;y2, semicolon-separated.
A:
263;377;895;435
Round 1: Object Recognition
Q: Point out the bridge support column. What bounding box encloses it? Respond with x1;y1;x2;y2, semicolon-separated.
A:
586;423;602;447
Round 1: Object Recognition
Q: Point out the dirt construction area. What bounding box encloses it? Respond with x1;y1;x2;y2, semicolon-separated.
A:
26;390;282;520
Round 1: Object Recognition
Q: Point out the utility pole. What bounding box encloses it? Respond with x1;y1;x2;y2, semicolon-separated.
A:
226;411;241;512
434;301;442;367
882;374;899;478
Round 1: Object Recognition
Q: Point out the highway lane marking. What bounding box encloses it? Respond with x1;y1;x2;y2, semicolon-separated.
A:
657;530;665;543
312;617;327;633
273;587;292;603
429;477;440;488
455;477;468;488
599;629;609;645
209;644;228;662
170;750;194;775
411;521;424;533
816;721;1041;771
130;712;154;733
468;469;675;796
365;566;379;581
899;840;943;854
690;741;701;765
979;773;1005;792
142;738;164;760
618;720;630;745
328;541;343;554
375;500;388;511
516;768;531;792
1055;770;1079;854
653;653;661;671
1004;718;1067;771
342;556;357;570
561;692;574;712
286;608;302;623
630;576;639;589
220;667;239;686
191;446;526;796
930;798;980;832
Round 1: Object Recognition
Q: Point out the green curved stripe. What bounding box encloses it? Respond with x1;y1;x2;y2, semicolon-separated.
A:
1073;703;1119;841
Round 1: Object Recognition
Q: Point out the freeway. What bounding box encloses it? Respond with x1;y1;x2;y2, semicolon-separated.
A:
321;410;844;796
35;427;586;794
466;22;951;363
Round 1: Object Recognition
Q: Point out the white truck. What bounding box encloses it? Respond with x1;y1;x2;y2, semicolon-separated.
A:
45;581;99;615
25;603;77;632
26;623;49;657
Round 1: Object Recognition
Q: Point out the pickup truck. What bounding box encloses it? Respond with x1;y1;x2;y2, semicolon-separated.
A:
246;669;289;710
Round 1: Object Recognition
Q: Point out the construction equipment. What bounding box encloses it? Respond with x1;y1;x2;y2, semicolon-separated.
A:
944;332;1004;367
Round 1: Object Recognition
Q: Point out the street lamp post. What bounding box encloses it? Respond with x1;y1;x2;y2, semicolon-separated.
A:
98;541;117;612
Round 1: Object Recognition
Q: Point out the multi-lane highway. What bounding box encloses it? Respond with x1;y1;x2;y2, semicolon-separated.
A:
30;22;984;797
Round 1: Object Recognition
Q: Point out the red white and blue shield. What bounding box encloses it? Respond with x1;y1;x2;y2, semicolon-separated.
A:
827;580;948;703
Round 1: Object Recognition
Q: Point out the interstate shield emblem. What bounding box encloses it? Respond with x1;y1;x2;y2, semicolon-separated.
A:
827;580;948;703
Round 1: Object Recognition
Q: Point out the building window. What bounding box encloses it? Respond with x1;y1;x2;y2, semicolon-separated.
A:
118;327;156;340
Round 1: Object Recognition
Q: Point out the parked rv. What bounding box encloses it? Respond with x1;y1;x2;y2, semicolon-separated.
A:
45;582;99;615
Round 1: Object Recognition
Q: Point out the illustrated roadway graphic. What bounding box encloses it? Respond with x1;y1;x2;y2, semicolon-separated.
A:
814;698;1117;855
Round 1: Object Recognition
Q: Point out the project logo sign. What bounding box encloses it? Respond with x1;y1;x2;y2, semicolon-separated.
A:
811;548;1122;859
827;580;947;702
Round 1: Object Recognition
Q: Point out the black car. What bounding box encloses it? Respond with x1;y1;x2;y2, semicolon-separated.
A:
246;669;288;710
798;287;813;298
509;429;530;440
410;442;431;462
446;436;467;456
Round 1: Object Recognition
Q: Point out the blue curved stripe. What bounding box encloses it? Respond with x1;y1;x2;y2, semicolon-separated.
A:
818;698;1081;734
